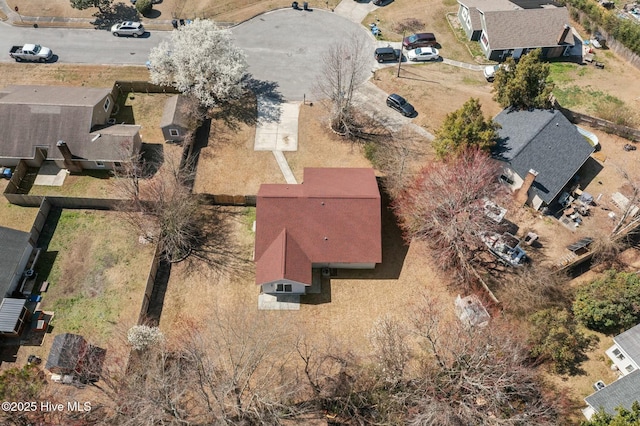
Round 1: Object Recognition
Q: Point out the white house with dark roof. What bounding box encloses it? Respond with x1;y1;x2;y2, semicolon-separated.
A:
492;108;595;210
583;324;640;419
606;323;640;376
456;0;579;61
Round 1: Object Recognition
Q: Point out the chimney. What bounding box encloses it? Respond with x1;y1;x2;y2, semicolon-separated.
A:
56;140;82;173
557;24;571;45
515;169;538;206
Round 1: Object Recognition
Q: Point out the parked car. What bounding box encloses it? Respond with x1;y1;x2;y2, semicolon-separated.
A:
374;47;399;63
386;94;415;117
407;47;439;62
483;64;508;82
373;0;393;5
111;22;146;37
402;33;437;50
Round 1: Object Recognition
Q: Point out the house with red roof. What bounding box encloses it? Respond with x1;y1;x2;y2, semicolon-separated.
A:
254;168;382;295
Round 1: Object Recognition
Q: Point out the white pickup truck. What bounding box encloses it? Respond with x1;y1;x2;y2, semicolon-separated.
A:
9;44;53;62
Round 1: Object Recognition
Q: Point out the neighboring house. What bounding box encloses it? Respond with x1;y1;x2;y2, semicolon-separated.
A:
457;0;578;61
0;226;35;337
46;333;105;381
583;324;640;419
254;168;382;295
0;85;142;171
583;370;640;419
160;95;190;143
605;323;640;376
492;108;595;211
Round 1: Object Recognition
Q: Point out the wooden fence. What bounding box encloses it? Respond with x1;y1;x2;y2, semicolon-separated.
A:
114;81;180;95
551;96;640;142
199;194;257;206
138;243;163;324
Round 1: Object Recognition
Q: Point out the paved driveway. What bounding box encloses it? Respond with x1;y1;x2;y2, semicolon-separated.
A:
231;8;375;101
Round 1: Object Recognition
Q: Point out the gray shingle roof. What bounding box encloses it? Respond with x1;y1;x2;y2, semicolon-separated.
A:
614;323;640;362
0;298;27;333
483;7;571;50
0;226;32;298
160;95;190;130
46;333;86;372
0;85;139;163
585;370;640;415
493;109;594;204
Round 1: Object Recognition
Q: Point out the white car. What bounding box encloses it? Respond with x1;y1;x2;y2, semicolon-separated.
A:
483;64;509;82
111;21;146;37
406;47;440;62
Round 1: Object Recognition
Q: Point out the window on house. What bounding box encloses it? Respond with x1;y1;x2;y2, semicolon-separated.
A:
276;283;292;292
625;364;635;373
104;98;111;112
613;349;625;360
114;162;122;167
95;161;105;168
169;129;180;137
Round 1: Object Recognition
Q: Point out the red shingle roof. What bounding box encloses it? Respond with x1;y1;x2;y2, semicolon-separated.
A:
255;168;382;286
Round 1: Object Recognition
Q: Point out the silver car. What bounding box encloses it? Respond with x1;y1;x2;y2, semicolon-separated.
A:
111;21;145;37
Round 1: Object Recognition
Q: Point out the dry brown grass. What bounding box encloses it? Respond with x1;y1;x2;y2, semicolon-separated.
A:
373;64;500;133
365;0;473;61
0;63;149;87
5;0;340;23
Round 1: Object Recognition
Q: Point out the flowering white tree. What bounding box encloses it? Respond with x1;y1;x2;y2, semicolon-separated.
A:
148;19;247;108
128;325;164;351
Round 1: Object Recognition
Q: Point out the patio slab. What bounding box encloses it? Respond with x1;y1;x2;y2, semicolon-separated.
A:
33;162;67;186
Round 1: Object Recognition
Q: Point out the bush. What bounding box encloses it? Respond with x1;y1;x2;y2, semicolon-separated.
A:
136;0;152;16
128;325;164;351
573;270;640;334
528;308;598;374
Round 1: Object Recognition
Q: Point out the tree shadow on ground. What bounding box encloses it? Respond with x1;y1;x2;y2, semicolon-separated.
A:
141;143;164;177
331;185;410;281
183;205;253;277
91;3;140;30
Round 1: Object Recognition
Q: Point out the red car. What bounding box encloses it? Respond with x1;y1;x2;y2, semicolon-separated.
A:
402;33;437;50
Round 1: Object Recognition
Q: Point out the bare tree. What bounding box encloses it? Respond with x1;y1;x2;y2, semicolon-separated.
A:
368;125;428;197
314;33;370;139
368;314;412;386
113;149;200;263
495;264;572;317
393;149;507;278
405;293;560;425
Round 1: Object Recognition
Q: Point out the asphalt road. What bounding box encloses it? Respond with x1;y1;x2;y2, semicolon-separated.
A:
0;21;170;65
231;9;374;101
0;9;375;101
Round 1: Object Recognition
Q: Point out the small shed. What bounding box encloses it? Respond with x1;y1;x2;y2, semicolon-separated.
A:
46;333;105;382
0;298;30;337
455;294;490;327
160;95;190;143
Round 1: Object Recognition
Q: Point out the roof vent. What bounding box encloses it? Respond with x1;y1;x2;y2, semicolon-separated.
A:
323;237;328;241
91;133;101;142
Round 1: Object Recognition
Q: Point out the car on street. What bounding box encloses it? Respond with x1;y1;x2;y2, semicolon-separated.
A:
402;33;437;50
406;47;439;62
386;93;415;117
111;22;146;37
373;0;393;5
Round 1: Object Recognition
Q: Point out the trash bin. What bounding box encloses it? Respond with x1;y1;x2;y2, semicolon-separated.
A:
179;19;185;26
292;1;298;8
303;1;308;9
171;19;178;29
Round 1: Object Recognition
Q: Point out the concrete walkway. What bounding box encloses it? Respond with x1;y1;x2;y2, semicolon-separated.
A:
254;97;299;184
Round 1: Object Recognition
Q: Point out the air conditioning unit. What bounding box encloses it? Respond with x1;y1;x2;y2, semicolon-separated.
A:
321;267;330;277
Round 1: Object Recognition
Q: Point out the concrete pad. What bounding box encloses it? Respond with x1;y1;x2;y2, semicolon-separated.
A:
34;162;68;186
255;99;300;152
258;293;301;310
